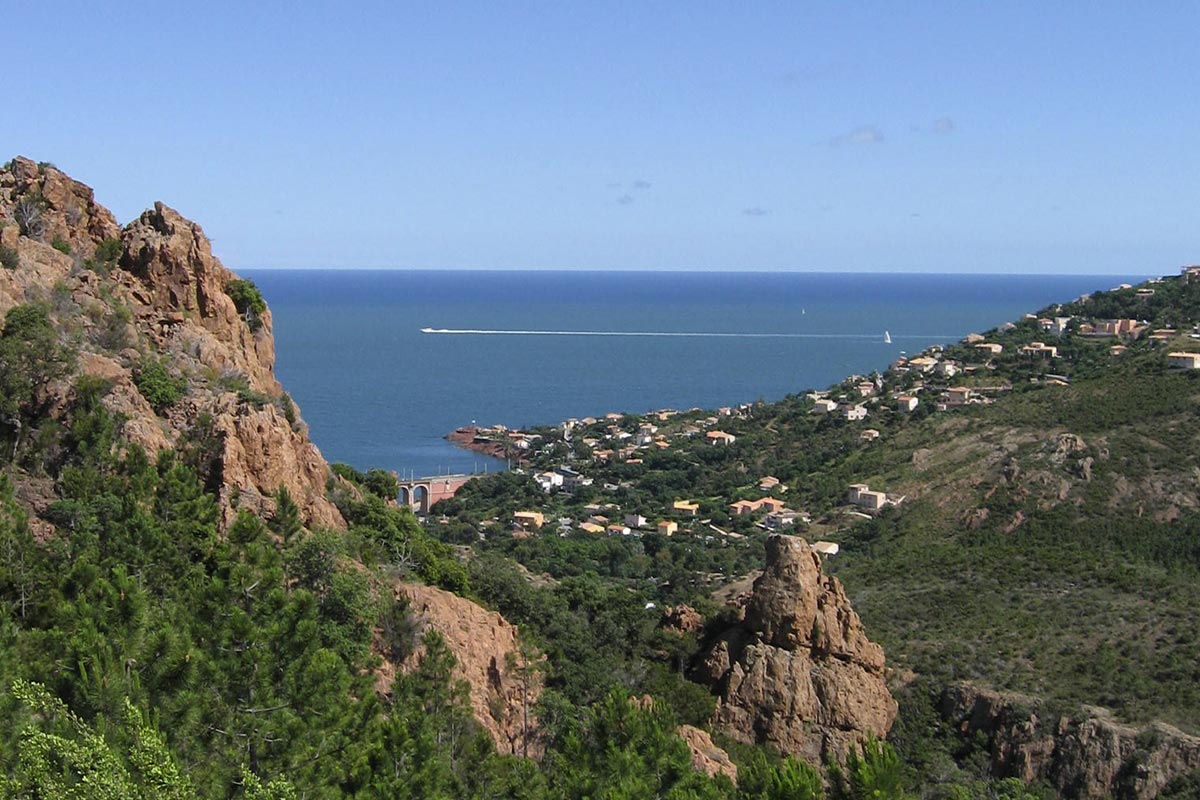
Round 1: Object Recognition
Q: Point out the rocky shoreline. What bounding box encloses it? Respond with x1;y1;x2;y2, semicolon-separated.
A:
445;425;530;465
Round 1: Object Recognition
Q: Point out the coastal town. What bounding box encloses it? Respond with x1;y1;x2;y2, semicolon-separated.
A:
414;268;1200;557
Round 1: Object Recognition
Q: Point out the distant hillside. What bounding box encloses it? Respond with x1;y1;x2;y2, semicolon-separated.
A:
435;268;1200;798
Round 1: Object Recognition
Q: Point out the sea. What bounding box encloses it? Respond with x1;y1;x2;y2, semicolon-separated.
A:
243;270;1150;479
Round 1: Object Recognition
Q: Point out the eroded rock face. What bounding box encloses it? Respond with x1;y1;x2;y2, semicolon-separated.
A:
0;156;121;255
941;683;1200;800
119;202;279;393
393;582;542;757
0;157;342;530
695;535;897;764
679;724;738;784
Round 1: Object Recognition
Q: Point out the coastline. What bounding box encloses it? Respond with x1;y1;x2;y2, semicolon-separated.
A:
446;425;532;467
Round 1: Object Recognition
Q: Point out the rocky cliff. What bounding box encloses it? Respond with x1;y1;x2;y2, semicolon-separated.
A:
694;534;897;764
0;156;342;529
941;683;1200;799
389;582;542;757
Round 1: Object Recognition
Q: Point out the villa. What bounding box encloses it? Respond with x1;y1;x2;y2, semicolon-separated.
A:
513;511;545;530
811;398;838;414
673;500;700;516
946;387;972;406
841;404;868;421
1167;352;1200;369
847;483;888;512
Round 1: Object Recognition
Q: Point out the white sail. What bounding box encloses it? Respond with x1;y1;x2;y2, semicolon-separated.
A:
884;330;892;344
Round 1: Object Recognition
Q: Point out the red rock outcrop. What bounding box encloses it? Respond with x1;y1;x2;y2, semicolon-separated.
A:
694;534;897;764
679;724;739;784
393;582;541;757
662;604;705;635
941;683;1200;799
0;157;342;529
119;202;279;393
0;156;121;255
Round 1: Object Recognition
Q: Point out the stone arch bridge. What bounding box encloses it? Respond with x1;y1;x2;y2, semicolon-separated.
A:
398;474;475;515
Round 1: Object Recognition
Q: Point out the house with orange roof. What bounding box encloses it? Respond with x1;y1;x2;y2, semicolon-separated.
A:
513;511;545;530
706;430;737;446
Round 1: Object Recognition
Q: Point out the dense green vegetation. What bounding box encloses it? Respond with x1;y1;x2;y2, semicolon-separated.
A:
8;270;1200;798
0;245;18;270
1;353;932;798
133;357;188;413
225;279;267;332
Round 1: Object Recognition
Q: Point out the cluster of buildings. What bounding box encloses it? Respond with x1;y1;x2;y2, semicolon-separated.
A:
491;269;1200;551
512;482;804;539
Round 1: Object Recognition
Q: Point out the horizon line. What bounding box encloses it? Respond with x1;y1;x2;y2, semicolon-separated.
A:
239;266;1162;278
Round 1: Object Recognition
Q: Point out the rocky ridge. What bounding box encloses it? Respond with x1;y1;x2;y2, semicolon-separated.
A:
0;156;341;529
942;683;1200;800
694;534;897;763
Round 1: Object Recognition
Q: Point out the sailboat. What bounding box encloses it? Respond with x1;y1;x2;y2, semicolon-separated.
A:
884;330;892;344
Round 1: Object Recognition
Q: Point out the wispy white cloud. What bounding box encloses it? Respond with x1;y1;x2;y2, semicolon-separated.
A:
828;125;884;147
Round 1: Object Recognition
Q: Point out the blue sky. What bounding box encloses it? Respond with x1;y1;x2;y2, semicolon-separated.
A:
10;2;1197;273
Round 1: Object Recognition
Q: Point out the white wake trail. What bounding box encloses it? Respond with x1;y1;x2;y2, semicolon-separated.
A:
420;328;940;339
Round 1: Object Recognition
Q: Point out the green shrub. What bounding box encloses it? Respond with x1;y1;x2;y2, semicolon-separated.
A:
214;369;267;408
0;244;18;270
94;237;122;264
225;279;266;331
365;468;400;500
830;735;912;800
51;238;71;255
280;392;298;427
134;358;186;413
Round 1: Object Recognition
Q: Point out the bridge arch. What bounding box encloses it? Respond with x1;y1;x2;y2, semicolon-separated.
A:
411;485;430;515
397;474;475;515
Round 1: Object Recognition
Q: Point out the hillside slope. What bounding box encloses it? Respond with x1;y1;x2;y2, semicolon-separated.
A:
433;270;1200;798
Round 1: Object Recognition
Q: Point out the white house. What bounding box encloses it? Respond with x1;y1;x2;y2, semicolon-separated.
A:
811;399;838;414
535;471;564;492
841;405;868;421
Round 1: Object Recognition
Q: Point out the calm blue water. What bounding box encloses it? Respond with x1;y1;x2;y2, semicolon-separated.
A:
244;270;1147;478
